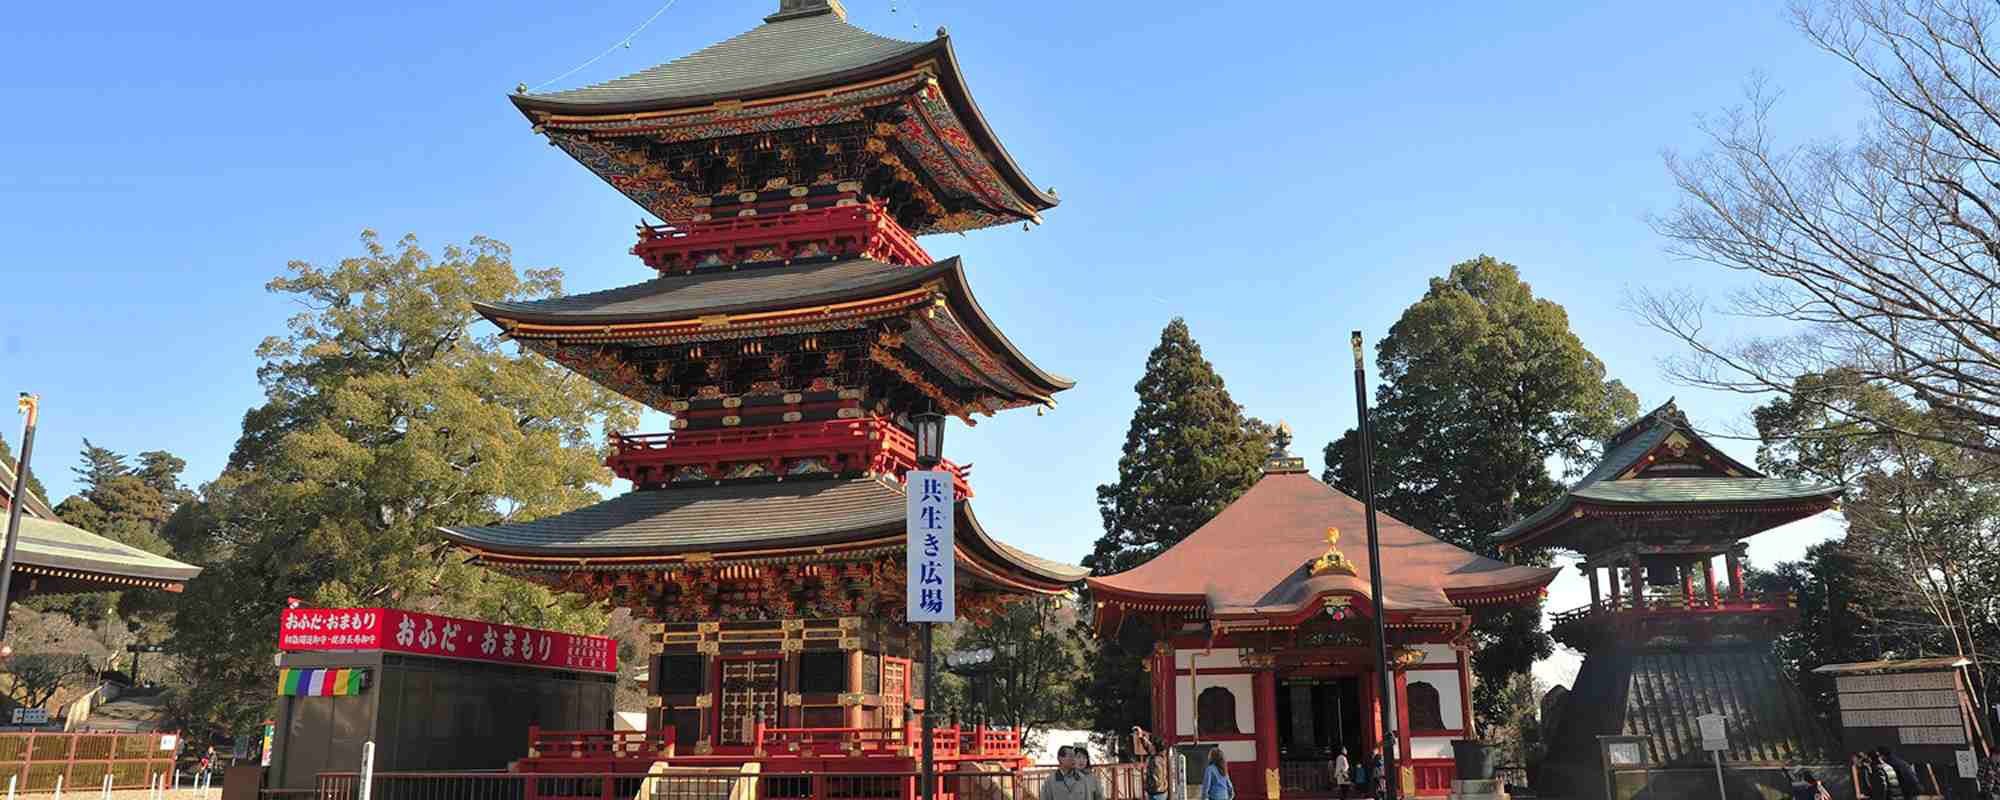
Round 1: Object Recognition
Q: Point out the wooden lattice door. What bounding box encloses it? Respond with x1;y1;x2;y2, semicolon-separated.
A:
882;658;909;739
719;658;781;747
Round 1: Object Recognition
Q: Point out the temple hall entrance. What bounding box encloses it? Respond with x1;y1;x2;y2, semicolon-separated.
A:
1275;674;1364;795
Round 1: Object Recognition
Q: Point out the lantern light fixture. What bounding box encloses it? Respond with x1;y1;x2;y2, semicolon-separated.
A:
912;411;946;468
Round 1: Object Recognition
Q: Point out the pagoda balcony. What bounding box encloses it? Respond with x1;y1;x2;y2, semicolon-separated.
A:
607;418;972;496
633;199;932;272
1549;591;1798;651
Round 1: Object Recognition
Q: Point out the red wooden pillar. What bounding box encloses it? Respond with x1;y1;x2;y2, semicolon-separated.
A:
1585;564;1601;610
1607;565;1622;609
1680;563;1694;608
1153;645;1176;742
1361;671;1380;755
1456;649;1475;737
1253;670;1279;800
1726;548;1746;601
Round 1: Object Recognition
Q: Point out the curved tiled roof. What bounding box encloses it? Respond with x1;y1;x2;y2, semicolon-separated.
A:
519;11;931;110
1088;471;1557;615
1495;400;1841;550
476;257;949;325
0;459;201;586
441;476;1085;587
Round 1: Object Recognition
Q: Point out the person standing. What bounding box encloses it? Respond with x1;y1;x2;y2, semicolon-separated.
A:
1042;746;1105;800
1370;752;1387;800
1878;747;1923;800
1135;728;1168;800
1201;749;1235;800
1331;749;1352;800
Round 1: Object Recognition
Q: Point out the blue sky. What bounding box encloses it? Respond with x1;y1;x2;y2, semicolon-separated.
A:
3;1;1871;683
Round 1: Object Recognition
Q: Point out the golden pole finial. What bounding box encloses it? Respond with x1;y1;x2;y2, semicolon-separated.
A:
15;394;35;424
1350;331;1364;370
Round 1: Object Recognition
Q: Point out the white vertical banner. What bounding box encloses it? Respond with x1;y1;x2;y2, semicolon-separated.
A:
906;469;956;622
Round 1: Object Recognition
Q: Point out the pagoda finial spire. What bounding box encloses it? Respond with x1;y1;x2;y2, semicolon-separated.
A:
767;0;846;23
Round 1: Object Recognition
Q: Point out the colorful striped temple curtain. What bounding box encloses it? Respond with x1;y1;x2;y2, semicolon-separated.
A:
278;667;369;696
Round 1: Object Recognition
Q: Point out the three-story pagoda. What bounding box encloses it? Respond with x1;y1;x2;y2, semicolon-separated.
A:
443;0;1082;765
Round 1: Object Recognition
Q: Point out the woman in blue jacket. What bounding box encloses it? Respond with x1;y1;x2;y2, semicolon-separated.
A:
1201;749;1235;800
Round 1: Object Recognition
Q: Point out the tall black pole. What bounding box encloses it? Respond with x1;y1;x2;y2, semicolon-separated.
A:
921;622;935;800
0;394;39;647
1351;333;1398;800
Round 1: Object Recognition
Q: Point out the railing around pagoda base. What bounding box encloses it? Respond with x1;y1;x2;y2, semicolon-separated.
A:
607;419;972;498
753;724;1020;761
316;764;1146;800
1550;591;1799;649
527;728;674;765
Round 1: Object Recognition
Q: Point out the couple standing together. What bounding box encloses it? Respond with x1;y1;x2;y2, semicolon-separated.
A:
1135;727;1235;800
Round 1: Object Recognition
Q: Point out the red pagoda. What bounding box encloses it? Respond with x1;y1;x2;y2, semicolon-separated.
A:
1502;400;1842;799
442;0;1081;771
1086;457;1560;798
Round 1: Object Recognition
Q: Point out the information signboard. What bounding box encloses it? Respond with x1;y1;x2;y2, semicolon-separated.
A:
1697;713;1729;752
905;469;955;623
278;607;617;673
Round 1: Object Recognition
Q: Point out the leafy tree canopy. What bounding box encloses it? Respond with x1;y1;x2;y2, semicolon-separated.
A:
165;231;640;738
1322;255;1637;727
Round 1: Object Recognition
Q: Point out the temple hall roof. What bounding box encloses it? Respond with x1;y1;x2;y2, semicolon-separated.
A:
0;459;202;592
1496;400;1841;552
1087;464;1557;619
441;475;1086;588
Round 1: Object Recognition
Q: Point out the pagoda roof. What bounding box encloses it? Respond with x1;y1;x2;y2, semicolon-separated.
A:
516;5;931;114
478;255;1073;412
479;256;947;325
508;1;1056;233
440;474;1085;589
1496;400;1841;552
0;460;202;592
1087;465;1557;622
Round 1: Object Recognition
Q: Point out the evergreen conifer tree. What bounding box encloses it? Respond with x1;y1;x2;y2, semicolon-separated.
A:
1082;317;1273;732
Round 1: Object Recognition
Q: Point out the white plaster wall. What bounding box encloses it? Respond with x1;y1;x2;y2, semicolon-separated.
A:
1414;644;1456;665
1212;740;1257;763
1175;672;1256;735
1175;647;1243;670
1406;668;1465;732
1409;736;1454;760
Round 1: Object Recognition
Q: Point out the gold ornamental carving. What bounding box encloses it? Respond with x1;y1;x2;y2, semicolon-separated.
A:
838;617;862;631
698;622;721;634
840;637;861;650
646;623;666;635
838;692;866;706
694;694;714;709
1265;769;1281;800
782;639;804;652
784;692;803;707
646;696;663;708
692;741;714;756
1309;527;1359;577
1390;646;1427;670
698;641;720;655
782;619;805;632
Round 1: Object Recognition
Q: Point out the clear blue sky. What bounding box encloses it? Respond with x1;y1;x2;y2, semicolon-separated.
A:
3;1;1870;683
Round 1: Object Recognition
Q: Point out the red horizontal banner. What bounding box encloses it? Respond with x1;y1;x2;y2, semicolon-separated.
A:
278;607;617;674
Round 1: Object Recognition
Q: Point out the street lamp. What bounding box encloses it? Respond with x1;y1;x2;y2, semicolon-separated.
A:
912;411;945;469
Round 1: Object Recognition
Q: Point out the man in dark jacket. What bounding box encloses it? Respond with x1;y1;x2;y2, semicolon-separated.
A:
1877;747;1924;799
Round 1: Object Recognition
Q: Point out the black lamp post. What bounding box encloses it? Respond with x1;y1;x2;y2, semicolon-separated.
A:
0;393;40;654
1352;332;1398;800
909;410;945;800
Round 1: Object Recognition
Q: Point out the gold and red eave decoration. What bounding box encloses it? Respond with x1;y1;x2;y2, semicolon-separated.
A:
278;607;617;674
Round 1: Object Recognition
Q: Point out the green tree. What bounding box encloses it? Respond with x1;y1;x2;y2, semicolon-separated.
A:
946;598;1086;747
1083;317;1274;733
164;231;640;740
1754;369;2000;716
71;439;127;493
1322;256;1637;727
1086;318;1274;575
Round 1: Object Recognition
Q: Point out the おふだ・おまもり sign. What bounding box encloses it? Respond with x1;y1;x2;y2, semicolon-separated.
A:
278;607;616;673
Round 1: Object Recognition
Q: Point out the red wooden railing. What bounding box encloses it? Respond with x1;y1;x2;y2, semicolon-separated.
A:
317;764;1146;800
752;724;1019;760
608;419;973;497
1550;590;1799;626
526;727;673;764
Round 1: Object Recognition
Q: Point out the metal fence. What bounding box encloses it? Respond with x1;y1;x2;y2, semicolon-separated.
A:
0;731;178;791
316;764;1146;800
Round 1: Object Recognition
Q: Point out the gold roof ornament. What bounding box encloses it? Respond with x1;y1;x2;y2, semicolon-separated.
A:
1309;527;1359;577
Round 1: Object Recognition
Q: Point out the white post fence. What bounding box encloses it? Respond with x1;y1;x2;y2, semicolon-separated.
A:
358;741;376;800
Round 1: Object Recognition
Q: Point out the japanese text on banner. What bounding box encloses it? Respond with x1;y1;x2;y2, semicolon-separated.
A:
906;469;955;622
